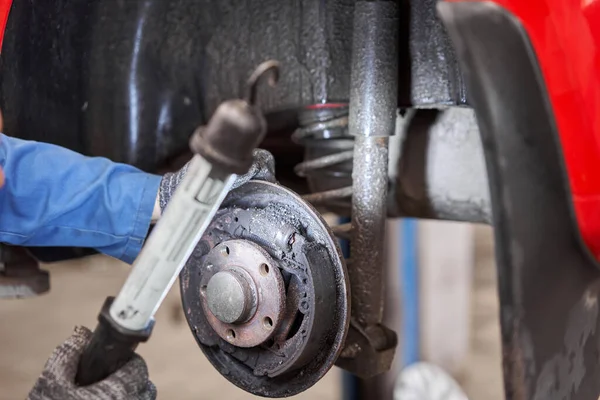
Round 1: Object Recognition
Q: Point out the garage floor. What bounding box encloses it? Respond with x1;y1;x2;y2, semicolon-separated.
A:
462;226;504;400
0;226;502;400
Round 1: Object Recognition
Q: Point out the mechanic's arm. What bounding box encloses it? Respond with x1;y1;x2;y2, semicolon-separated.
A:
0;134;163;264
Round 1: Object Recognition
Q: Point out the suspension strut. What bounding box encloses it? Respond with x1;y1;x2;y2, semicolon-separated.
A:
293;0;400;379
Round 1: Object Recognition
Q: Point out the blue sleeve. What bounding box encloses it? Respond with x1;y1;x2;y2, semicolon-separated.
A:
0;134;161;264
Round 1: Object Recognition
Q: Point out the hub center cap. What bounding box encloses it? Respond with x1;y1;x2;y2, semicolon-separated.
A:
206;269;255;324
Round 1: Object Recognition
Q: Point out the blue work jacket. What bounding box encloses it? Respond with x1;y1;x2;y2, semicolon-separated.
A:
0;134;161;264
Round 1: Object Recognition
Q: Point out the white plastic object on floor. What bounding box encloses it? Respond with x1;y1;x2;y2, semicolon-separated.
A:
394;362;469;400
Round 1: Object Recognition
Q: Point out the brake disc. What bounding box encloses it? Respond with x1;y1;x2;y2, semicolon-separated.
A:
180;180;350;397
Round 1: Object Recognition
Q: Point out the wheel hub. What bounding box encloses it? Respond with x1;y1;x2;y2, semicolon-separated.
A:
201;239;286;347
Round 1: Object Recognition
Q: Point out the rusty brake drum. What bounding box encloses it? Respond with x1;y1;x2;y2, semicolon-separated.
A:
179;180;350;397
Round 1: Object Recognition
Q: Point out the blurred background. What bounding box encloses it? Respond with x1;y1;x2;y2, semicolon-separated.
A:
0;223;503;400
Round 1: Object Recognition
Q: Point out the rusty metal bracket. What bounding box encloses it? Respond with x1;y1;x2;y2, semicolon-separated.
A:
336;319;398;378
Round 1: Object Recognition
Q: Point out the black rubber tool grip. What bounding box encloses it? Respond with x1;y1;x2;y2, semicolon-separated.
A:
75;297;153;386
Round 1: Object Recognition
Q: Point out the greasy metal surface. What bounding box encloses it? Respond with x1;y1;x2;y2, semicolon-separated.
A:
439;2;600;399
400;0;468;107
0;245;50;299
180;180;349;397
348;0;397;321
391;107;491;223
200;240;286;348
350;136;390;324
348;1;399;138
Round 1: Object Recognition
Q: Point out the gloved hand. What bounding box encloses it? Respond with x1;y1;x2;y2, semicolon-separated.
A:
158;149;276;213
28;326;156;400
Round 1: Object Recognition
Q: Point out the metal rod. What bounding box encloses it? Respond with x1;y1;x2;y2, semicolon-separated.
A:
348;1;399;139
302;186;354;206
348;0;399;326
350;137;390;325
294;150;354;177
332;222;353;241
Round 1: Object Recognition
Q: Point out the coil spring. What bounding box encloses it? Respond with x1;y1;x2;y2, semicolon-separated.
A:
292;103;355;241
293;104;355;211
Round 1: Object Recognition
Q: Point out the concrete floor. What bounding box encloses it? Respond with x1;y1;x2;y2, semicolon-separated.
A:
0;226;502;400
462;226;504;400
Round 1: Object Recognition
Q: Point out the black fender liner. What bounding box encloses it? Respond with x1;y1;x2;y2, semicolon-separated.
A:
439;2;600;399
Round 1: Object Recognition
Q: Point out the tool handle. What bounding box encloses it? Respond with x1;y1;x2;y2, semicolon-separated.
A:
76;297;152;386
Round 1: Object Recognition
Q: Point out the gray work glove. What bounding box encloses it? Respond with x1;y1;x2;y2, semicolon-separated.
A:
158;148;276;213
28;326;156;400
